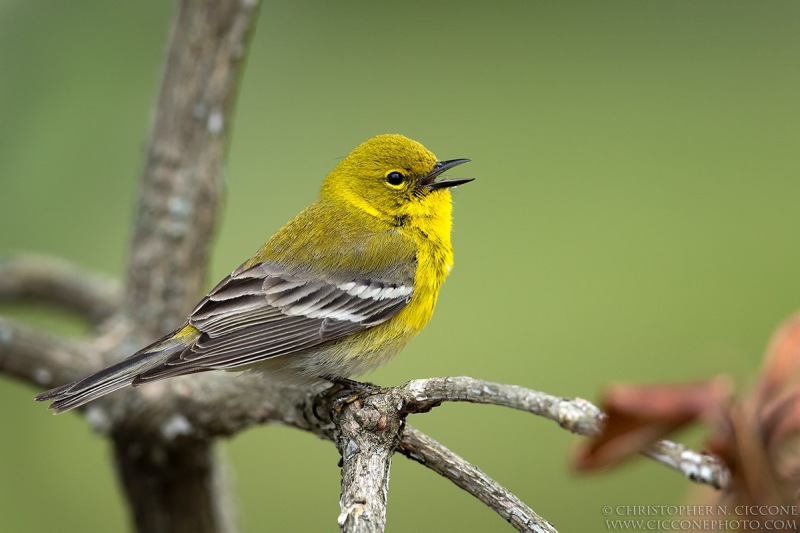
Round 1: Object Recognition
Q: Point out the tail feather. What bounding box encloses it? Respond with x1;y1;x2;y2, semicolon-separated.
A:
35;330;195;413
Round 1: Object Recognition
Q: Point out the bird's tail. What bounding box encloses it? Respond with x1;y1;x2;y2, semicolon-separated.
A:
36;326;198;414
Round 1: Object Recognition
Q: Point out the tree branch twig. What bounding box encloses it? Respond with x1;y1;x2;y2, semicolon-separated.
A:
399;426;557;533
644;439;731;490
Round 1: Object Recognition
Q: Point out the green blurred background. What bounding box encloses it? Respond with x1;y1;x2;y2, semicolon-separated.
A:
2;1;799;531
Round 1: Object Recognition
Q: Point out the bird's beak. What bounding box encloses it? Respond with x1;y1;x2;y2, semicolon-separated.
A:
422;159;473;190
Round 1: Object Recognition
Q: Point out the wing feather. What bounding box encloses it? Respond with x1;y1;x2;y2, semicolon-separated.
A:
133;260;414;383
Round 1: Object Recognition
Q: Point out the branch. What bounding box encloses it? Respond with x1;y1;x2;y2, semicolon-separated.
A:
85;374;730;502
110;1;261;532
396;376;732;490
93;377;557;532
125;0;260;341
0;254;120;326
0;317;100;389
399;427;557;533
57;366;729;531
332;391;404;533
85;373;318;438
643;439;731;490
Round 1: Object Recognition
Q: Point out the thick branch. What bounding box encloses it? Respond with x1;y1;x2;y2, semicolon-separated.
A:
113;1;261;532
112;434;234;533
86;373;318;438
0;255;120;326
125;0;259;341
332;391;405;533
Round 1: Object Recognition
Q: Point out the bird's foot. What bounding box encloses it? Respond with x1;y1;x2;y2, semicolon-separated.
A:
324;377;385;411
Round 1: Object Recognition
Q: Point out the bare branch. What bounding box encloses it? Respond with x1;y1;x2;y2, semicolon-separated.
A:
61;369;740;532
84;378;560;531
0;254;120;326
102;378;556;532
125;0;260;342
0;317;100;389
110;1;261;532
333;391;404;533
85;373;731;499
112;434;235;533
396;376;732;490
82;373;319;438
400;376;605;434
399;426;557;533
644;439;731;490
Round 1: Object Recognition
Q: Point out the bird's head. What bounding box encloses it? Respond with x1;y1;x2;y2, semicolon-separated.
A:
321;134;472;223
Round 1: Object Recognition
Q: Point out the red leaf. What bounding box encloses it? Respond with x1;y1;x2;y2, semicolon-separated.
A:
575;377;731;471
754;313;800;406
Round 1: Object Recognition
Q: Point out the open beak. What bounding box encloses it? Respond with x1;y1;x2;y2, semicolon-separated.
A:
421;159;473;190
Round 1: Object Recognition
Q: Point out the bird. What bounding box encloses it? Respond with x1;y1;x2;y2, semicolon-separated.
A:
36;134;472;413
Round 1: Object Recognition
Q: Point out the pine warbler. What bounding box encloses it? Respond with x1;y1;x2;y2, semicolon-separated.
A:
37;134;472;413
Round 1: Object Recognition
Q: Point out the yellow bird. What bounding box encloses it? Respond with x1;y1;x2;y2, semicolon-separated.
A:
37;134;472;413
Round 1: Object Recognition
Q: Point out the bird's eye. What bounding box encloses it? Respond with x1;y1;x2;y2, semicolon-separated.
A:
385;171;405;187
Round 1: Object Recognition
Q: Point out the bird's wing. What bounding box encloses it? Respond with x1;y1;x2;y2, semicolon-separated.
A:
132;260;415;383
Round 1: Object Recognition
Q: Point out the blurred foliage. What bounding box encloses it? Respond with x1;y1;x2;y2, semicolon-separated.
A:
1;0;799;531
